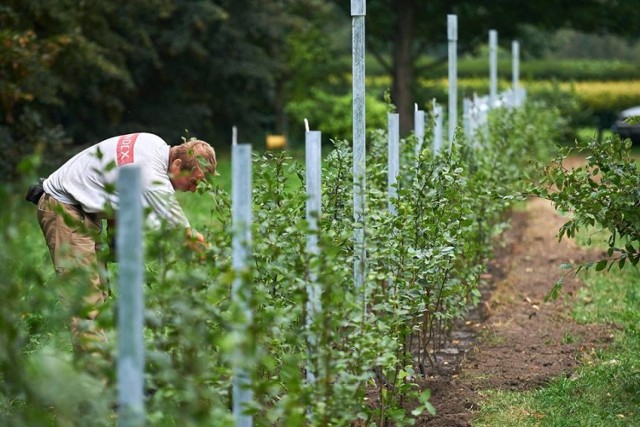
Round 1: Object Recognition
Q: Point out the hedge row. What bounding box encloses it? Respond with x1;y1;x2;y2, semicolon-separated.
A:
414;58;640;81
0;101;562;426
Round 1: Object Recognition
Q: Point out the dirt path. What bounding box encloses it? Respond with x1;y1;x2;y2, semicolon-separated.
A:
416;197;615;426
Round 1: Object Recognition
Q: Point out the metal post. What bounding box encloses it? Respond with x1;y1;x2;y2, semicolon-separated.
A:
305;130;322;384
387;112;399;294
414;104;425;158
447;14;458;144
117;165;145;427
512;40;520;106
352;0;366;292
489;30;498;108
387;113;399;215
463;98;472;144
432;99;443;154
472;93;481;146
232;144;253;427
480;94;490;144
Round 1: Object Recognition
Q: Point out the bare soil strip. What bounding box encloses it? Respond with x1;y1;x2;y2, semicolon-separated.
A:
415;197;614;426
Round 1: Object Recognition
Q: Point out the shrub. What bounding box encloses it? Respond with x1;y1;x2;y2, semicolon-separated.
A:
1;100;561;425
534;135;640;300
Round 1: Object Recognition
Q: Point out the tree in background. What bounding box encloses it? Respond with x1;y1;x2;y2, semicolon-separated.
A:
522;26;640;61
0;0;325;176
0;0;173;176
274;0;349;138
3;0;640;177
0;2;76;176
331;0;640;135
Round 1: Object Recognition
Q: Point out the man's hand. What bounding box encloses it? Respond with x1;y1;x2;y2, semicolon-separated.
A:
185;228;210;255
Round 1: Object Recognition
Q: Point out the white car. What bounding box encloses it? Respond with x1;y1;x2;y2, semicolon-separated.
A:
611;106;640;145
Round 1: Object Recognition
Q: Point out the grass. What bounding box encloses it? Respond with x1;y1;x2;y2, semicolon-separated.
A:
473;265;640;426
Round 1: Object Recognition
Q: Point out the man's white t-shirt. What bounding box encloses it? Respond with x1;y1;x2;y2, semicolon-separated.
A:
43;132;190;229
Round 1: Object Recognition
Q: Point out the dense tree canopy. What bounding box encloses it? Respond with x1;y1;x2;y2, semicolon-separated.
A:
0;0;338;176
1;0;639;176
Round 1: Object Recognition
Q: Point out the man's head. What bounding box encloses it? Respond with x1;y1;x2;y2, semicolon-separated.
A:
168;140;217;192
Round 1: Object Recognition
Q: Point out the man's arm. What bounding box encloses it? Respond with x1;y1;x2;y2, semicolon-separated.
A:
109;218;207;256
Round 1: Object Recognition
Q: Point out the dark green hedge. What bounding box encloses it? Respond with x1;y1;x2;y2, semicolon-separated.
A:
415;58;640;81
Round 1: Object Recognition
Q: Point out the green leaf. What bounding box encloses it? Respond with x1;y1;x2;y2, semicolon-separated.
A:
595;259;608;271
545;281;562;302
618;257;626;269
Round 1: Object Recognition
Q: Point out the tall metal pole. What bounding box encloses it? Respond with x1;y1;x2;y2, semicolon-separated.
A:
512;40;520;106
447;14;458;145
352;0;366;292
305;130;322;384
232;143;253;427
414;104;425;158
489;30;498;108
117;165;145;427
387;112;399;295
387;113;399;215
433;99;443;154
463;98;472;144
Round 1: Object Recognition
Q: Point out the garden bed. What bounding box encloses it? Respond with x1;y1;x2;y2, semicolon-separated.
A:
413;197;615;426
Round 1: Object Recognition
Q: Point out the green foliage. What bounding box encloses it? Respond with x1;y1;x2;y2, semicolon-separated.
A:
522;27;640;62
534;135;640;300
413;76;638;135
517;59;640;81
286;87;389;141
421;58;640;82
1;100;560;425
333;0;640;133
525;82;585;140
0;0;338;175
2;0;639;178
0;17;73;177
339;0;640;63
0;164;115;425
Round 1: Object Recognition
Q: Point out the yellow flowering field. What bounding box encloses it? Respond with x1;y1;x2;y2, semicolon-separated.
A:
383;78;640;113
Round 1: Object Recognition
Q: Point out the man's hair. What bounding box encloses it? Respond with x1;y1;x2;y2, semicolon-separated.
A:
173;140;217;175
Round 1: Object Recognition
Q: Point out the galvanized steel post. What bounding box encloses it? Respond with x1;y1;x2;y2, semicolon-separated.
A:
414;104;425;158
512;40;520;106
433;99;443;154
117;165;145;427
305;130;322;384
447;14;458;145
489;30;498;108
387;113;399;215
352;0;366;292
463;98;471;143
232;143;253;427
387;112;399;294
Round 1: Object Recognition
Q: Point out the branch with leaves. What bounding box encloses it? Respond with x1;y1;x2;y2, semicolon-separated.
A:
534;134;639;300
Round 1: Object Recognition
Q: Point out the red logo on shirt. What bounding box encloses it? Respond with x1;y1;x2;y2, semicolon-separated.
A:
116;133;139;166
